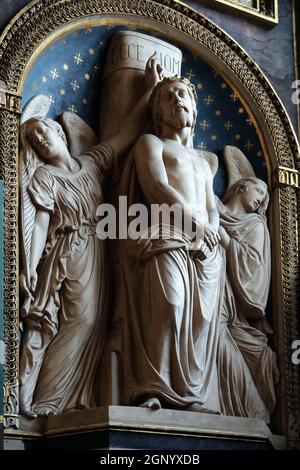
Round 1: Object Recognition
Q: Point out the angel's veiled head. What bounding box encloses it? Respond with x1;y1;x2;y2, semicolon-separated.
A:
22;117;68;163
223;177;269;216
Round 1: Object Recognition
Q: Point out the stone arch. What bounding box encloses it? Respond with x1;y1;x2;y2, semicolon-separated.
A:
0;0;299;446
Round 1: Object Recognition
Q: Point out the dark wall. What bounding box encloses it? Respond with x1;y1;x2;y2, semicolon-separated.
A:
0;0;298;132
187;0;298;133
0;0;32;31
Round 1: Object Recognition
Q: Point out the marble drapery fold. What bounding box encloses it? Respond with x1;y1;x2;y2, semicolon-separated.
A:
217;198;276;423
116;152;225;411
19;144;114;415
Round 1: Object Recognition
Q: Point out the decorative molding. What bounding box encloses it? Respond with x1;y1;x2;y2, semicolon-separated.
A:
278;184;300;450
0;0;299;447
273;166;300;189
0;81;21;114
192;0;278;25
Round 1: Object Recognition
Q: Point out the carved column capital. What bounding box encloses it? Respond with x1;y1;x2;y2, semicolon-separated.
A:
273;166;299;189
0;81;21;115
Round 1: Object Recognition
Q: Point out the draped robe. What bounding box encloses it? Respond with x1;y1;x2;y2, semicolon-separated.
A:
117;152;225;410
20;144;114;415
217;199;277;423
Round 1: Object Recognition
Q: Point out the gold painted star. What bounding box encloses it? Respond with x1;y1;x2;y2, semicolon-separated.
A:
200;120;210;130
88;48;95;56
68;104;77;113
70;80;80;91
244;141;254;151
74;53;83;65
63;63;69;71
50;68;59;80
186;69;195;81
204;95;214;106
211;134;217;141
215;110;221;116
224;120;233;131
230;92;239;102
221;83;227;89
238;107;245;114
60;89;66;96
197;142;207;150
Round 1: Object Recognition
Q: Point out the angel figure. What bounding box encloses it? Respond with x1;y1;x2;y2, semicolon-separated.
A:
216;145;279;423
19;57;162;417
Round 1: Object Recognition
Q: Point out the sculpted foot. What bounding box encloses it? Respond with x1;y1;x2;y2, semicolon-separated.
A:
186;403;221;415
20;407;37;418
32;405;57;416
139;397;161;410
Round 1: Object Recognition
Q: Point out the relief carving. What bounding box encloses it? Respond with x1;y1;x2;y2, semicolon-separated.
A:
0;1;298;447
18;53;161;417
15;34;283;426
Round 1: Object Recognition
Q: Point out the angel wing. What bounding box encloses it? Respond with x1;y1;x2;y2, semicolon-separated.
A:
20;99;97;318
223;145;256;191
20;94;51;125
196;149;219;178
58;112;98;157
20;96;50;316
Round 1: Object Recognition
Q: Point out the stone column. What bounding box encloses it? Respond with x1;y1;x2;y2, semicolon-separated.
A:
99;31;182;141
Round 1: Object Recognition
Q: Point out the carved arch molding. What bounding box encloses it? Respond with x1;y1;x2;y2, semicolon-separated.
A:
0;0;299;448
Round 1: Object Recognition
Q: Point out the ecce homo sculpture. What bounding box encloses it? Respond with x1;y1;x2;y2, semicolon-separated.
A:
17;31;278;425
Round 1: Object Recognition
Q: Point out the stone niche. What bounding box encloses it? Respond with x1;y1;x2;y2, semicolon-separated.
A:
0;0;299;451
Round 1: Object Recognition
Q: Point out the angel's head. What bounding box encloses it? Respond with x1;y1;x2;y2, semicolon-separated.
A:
21;117;68;163
150;76;197;140
223;177;269;215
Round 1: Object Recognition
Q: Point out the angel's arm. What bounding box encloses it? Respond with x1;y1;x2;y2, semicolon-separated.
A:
203;160;220;250
218;225;231;249
107;56;163;158
28;210;50;292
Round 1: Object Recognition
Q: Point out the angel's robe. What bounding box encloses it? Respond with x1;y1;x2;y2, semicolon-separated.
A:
216;198;277;423
115;152;225;411
19;143;114;415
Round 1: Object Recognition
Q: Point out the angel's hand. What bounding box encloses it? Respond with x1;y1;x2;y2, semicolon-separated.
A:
20;273;31;297
204;223;220;251
218;225;230;250
191;241;210;261
29;268;38;294
145;54;164;90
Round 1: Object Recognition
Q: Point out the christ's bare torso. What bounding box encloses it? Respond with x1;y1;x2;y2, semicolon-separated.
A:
161;138;210;223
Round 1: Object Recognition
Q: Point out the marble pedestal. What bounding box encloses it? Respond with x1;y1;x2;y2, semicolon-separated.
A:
4;406;286;450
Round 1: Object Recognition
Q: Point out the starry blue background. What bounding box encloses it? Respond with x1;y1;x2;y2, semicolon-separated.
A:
21;25;267;197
